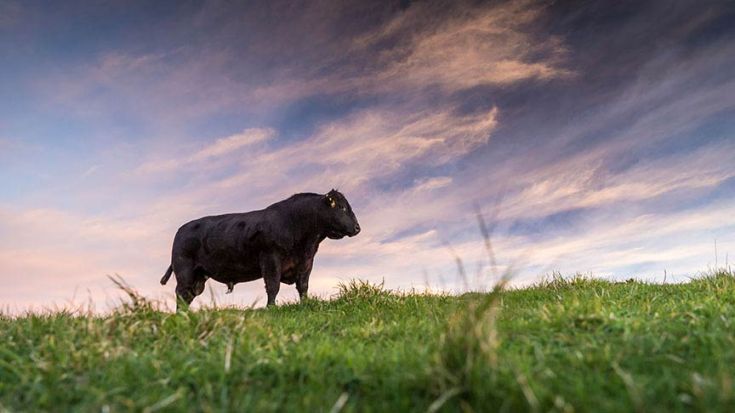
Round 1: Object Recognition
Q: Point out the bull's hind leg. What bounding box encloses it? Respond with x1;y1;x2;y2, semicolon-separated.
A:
260;252;282;307
296;259;314;301
173;258;206;311
193;271;208;297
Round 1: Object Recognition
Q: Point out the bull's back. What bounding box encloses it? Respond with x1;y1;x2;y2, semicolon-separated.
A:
174;211;264;254
172;210;279;280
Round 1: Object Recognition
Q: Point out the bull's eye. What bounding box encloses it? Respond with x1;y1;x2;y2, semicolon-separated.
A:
341;206;347;212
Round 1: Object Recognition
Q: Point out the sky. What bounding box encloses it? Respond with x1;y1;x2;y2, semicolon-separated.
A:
1;0;734;313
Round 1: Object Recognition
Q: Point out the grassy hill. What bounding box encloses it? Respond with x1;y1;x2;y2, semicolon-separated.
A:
1;272;734;412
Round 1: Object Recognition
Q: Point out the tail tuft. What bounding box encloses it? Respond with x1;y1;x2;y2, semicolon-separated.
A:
160;265;173;285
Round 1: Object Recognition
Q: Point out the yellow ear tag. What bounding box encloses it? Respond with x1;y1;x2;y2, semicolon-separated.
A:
330;198;336;208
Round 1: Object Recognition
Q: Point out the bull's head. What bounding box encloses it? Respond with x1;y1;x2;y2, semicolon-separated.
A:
322;189;360;239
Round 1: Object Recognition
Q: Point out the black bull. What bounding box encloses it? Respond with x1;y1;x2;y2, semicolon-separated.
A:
160;190;360;308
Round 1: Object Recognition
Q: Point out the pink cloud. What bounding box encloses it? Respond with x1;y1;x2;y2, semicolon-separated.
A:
135;127;275;175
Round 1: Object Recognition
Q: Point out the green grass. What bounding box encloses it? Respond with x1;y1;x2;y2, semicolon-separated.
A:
1;272;735;412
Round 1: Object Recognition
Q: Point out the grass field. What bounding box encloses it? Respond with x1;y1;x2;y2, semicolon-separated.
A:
1;271;734;412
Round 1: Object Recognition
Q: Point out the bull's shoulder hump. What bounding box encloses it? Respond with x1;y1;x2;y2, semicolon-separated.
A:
265;193;321;210
185;210;263;224
176;210;276;239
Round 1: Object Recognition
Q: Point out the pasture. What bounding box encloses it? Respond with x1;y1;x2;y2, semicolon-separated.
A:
1;272;734;412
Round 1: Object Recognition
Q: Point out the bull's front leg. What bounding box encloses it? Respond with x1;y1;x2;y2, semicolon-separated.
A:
296;258;314;301
260;252;282;306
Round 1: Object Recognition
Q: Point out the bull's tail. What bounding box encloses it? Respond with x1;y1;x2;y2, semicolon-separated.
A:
160;265;173;285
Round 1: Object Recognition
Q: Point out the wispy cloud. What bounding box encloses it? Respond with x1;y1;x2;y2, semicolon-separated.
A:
351;0;569;93
135;128;275;174
215;106;498;191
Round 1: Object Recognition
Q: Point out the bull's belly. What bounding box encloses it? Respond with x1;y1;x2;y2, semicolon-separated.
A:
207;261;260;282
202;256;260;283
208;268;299;284
203;257;301;284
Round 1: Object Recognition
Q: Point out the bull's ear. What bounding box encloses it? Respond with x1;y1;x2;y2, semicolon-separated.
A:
325;195;337;208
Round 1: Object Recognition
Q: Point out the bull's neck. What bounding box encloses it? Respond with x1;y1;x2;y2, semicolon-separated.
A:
282;198;327;243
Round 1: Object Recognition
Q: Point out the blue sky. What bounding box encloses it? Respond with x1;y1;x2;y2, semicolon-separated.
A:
1;0;734;312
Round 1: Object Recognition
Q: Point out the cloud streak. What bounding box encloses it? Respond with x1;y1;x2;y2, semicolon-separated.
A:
352;0;569;93
135;128;275;174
